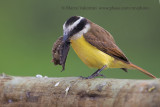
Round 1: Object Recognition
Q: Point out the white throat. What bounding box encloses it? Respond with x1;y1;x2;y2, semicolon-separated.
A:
71;23;90;40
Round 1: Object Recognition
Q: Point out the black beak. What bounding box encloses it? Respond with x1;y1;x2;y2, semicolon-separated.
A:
63;33;69;42
60;34;70;72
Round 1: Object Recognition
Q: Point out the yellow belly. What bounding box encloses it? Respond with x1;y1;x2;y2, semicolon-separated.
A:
70;35;128;69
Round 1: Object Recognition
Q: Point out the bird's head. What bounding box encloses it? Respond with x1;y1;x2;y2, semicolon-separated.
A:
62;16;90;42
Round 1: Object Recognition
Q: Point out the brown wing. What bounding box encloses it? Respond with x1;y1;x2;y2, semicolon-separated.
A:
84;21;129;63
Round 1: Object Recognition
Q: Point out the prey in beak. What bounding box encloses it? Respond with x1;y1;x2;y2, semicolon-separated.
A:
52;35;70;72
60;33;71;71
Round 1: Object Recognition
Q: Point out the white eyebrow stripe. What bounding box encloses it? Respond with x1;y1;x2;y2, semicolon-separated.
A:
63;16;84;32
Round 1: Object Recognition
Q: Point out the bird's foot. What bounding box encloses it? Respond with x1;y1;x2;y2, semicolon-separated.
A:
80;65;107;79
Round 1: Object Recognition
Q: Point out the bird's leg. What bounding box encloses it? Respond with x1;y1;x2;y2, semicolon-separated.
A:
81;65;107;79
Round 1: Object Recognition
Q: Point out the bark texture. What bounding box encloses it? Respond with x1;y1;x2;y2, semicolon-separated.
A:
0;75;160;107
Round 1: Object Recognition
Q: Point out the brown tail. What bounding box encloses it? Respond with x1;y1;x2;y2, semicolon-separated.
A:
129;63;156;79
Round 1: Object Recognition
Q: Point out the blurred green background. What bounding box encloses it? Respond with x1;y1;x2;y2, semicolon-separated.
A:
0;0;159;79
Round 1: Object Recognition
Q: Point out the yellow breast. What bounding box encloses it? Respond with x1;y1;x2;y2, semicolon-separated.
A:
70;35;129;69
70;35;115;69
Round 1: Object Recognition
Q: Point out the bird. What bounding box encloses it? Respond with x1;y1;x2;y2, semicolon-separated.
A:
60;16;156;79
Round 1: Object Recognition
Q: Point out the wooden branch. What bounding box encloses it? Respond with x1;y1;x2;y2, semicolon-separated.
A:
0;75;160;107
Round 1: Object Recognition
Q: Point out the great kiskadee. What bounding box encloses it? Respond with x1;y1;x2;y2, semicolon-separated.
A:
60;16;156;79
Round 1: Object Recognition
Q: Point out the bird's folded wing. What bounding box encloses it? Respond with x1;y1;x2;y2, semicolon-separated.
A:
84;28;129;63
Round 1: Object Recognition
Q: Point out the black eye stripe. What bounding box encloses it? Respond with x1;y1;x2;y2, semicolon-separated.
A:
74;19;87;32
65;16;80;27
70;18;87;36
